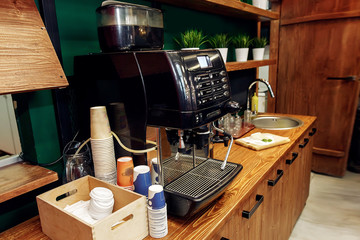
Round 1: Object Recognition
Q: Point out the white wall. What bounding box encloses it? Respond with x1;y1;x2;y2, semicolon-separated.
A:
0;95;21;155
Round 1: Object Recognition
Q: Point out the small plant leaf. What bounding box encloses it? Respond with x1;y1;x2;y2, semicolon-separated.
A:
173;29;207;48
208;34;231;48
232;34;251;48
251;37;268;48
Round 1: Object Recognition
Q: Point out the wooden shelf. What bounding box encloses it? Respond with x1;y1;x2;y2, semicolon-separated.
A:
226;59;276;72
0;216;47;240
149;0;279;21
0;162;58;203
0;0;68;95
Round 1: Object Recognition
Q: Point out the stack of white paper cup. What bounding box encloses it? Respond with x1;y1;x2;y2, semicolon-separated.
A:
90;106;117;184
147;185;168;238
90;106;111;139
88;187;114;220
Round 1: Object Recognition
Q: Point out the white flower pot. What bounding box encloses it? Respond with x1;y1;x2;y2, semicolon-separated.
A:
181;48;200;50
252;48;265;60
235;48;249;62
217;48;228;62
252;0;268;9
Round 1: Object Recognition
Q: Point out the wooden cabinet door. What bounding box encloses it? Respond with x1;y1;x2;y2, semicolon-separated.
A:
216;182;266;240
300;128;315;204
283;143;303;232
261;160;286;240
276;18;360;176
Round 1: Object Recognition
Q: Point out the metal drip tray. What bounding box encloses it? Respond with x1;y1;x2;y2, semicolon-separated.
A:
162;155;242;217
162;154;206;185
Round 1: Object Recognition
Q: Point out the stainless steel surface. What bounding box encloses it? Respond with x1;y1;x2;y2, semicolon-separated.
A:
212;122;233;170
162;154;206;185
252;116;303;130
246;78;275;115
164;156;238;198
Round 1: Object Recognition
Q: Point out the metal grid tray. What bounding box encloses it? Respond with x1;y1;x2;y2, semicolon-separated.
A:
163;155;242;201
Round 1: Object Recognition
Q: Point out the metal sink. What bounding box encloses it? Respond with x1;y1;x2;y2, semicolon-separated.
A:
252;116;303;130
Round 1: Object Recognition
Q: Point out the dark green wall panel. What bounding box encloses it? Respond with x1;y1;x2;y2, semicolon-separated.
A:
55;0;256;75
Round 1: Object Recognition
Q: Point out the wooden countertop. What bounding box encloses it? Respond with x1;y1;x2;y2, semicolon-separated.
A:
148;113;316;240
0;114;316;240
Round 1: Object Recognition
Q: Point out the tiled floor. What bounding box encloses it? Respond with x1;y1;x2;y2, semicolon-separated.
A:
290;171;360;240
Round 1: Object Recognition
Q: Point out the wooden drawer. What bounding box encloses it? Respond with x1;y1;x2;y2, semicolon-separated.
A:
215;179;267;240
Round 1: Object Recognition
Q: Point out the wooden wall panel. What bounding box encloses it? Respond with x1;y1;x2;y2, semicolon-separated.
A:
0;0;68;95
281;0;360;21
276;6;360;176
267;2;280;113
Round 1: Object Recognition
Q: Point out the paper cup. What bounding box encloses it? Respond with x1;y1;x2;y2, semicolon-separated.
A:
121;185;134;191
90;106;111;139
133;165;152;197
117;156;134;187
147;205;168;238
91;136;117;184
88;187;114;220
148;185;165;210
151;158;159;185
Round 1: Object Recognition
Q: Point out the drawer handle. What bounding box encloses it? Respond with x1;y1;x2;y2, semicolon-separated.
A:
268;170;284;187
286;152;298;165
309;128;317;136
242;195;264;219
327;76;357;81
299;138;309;148
220;238;229;240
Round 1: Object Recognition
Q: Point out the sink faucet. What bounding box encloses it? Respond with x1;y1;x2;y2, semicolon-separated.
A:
246;78;275;115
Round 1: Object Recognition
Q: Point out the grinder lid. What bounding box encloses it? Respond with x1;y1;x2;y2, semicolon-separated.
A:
98;0;161;11
96;0;163;28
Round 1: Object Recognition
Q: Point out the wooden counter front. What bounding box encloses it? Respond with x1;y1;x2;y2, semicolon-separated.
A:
147;114;316;240
0;114;316;240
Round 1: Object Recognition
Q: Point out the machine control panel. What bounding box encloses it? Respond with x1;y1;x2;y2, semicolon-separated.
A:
193;71;230;107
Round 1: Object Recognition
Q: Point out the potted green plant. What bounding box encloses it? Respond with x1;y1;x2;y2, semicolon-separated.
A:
173;29;207;50
251;37;268;60
208;34;231;62
232;34;251;62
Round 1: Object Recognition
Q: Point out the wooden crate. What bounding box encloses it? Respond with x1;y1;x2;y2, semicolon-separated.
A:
36;176;148;240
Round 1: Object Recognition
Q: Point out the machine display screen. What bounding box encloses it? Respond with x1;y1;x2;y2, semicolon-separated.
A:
197;55;212;68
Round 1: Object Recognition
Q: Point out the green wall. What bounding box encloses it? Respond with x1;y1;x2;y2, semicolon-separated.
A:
1;0;256;232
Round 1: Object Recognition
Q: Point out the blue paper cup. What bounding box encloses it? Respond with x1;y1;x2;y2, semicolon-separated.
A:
148;185;166;210
133;165;151;197
151;158;159;184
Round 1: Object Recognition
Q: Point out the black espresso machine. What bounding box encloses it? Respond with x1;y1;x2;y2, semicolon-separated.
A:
73;49;243;217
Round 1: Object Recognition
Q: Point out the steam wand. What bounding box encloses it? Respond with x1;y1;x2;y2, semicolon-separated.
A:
212;122;234;170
